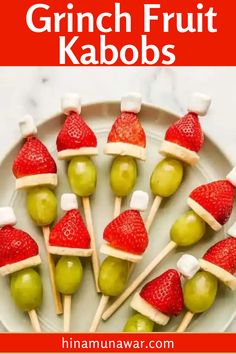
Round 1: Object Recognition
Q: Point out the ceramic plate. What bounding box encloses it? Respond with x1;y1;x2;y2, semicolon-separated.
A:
0;102;235;333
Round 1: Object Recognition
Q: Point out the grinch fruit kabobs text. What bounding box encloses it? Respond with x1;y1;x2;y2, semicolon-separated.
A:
12;116;62;314
176;222;236;332
102;166;236;320
0;207;42;332
56;94;99;292
47;193;92;332
90;191;149;332
146;92;211;231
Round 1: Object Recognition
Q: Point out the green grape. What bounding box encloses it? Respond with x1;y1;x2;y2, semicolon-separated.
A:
55;256;83;295
150;158;184;197
184;271;218;313
10;268;42;312
110;156;137;197
26;187;57;226
170;210;206;246
68;156;97;197
123;313;154;332
98;256;130;296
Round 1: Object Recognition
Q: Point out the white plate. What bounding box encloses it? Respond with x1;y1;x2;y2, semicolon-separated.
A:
0;102;235;333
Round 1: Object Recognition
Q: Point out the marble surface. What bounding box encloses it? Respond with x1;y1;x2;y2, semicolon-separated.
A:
0;66;236;332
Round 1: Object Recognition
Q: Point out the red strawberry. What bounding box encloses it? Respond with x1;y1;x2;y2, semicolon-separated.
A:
189;180;235;225
203;237;236;274
0;225;39;267
107;112;146;147
103;210;148;255
140;269;183;316
49;209;91;249
13;136;57;178
56;112;97;152
165;112;203;152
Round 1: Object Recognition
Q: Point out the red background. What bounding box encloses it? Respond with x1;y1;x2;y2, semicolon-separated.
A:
0;0;235;65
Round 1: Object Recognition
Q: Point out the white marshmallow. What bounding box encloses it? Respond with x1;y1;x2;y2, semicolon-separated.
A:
227;221;236;238
226;166;236;187
121;93;142;113
177;254;200;279
61;93;81;115
61;193;78;211
187;93;211;116
0;207;17;228
19;115;37;138
130;190;149;211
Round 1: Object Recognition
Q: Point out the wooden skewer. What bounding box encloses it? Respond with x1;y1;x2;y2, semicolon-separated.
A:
63;295;72;332
42;226;63;315
145;195;163;233
28;309;41;332
176;311;195;333
102;241;177;321
89;295;109;332
114;197;122;218
82;197;100;293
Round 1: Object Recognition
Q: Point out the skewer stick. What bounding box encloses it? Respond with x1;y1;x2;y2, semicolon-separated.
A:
89;295;109;332
114;197;122;218
82;197;100;293
145;195;162;233
176;311;195;333
42;226;63;315
63;295;72;332
28;309;41;332
102;241;177;321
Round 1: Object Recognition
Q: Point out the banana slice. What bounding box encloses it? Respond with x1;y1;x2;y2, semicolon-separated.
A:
159;140;199;166
187;198;222;231
58;147;98;160
47;245;93;257
131;293;170;325
199;259;236;290
15;173;58;190
104;142;146;161
100;244;143;263
0;255;41;276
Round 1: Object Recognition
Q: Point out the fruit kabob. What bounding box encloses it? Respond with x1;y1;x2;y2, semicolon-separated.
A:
89;191;149;332
0;207;43;332
176;223;236;332
102;166;236;320
47;193;92;332
12;115;62;315
146;93;212;231
56;94;100;292
104;93;146;218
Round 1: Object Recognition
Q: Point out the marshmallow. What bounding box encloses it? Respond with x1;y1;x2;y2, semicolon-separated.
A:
177;254;200;279
61;93;81;115
187;93;211;116
226;166;236;187
61;193;78;211
121;93;142;114
19;115;37;138
130;190;149;211
0;207;17;228
227;221;236;237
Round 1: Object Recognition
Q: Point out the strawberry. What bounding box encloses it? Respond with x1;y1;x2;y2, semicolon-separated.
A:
49;209;91;249
103;210;148;255
203;237;236;274
107;112;146;147
165;112;203;152
56;112;97;152
140;269;183;316
13;136;57;178
0;225;39;267
189;180;235;225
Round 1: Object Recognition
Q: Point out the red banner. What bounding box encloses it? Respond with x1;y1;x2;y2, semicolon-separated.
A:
0;333;236;353
0;0;235;65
